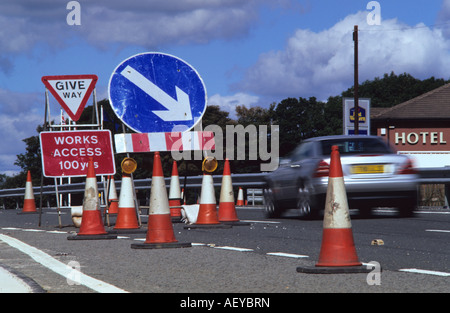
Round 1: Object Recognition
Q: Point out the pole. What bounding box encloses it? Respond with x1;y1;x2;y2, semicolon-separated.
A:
54;177;62;228
39;90;50;227
183;161;188;204
353;25;359;135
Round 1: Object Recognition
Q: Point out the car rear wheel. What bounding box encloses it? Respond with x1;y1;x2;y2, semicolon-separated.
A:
297;186;311;218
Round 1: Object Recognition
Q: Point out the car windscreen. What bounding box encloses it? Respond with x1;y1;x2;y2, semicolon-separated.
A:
320;138;392;156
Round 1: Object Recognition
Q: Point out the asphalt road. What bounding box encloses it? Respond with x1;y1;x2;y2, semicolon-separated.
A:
0;206;448;297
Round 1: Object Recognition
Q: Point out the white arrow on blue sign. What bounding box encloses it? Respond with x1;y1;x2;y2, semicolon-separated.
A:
108;52;207;133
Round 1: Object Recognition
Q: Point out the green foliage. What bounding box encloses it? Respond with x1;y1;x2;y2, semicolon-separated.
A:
343;72;448;108
14;125;44;181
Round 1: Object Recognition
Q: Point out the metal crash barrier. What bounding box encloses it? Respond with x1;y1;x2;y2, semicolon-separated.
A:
2;169;450;208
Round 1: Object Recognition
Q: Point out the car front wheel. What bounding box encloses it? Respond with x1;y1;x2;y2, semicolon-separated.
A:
296;182;320;219
263;187;281;218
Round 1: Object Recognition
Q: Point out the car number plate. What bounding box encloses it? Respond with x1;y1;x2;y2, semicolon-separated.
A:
351;164;385;174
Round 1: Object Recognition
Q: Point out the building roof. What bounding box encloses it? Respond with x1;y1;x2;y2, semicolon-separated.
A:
371;83;450;120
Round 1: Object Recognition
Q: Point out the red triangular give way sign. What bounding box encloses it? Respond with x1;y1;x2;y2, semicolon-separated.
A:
41;75;98;121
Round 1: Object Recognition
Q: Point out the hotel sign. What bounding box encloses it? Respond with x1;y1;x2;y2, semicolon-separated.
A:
394;131;447;146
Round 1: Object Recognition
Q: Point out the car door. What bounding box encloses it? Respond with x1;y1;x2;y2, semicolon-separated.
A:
278;141;316;201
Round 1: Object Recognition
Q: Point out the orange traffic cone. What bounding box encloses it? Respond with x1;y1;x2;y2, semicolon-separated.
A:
236;187;245;206
218;159;250;226
18;171;37;214
297;146;370;273
184;172;231;229
168;160;182;222
113;173;144;233
107;176;119;214
68;159;116;240
131;152;191;249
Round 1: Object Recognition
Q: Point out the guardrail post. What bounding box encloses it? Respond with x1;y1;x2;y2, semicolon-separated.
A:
445;184;450;208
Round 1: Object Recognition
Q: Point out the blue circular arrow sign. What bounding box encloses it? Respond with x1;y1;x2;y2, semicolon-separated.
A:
108;52;207;133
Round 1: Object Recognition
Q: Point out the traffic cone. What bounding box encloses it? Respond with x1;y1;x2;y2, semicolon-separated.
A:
184;172;231;229
218;159;250;226
68;159;116;240
112;173;144;233
107;176;119;214
18;171;37;214
131;152;191;249
297;146;369;273
168;161;182;222
236;187;245;206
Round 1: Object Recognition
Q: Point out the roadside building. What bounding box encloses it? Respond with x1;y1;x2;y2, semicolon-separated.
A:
371;83;450;206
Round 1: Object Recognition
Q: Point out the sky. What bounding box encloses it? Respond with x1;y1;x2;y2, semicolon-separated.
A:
1;0;450;175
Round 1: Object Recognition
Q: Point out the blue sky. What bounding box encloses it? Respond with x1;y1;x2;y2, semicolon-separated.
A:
1;0;450;175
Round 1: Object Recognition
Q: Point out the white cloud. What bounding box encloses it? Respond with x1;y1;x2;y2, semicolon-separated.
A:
0;88;42;174
0;154;22;176
0;0;273;66
208;93;260;118
237;11;450;100
81;2;258;48
0;0;306;78
0;88;41;115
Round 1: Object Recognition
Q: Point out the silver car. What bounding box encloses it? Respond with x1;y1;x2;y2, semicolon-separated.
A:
264;135;418;218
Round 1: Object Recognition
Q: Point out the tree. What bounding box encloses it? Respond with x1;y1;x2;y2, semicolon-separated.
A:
323;95;344;135
14;125;44;180
235;105;273;126
343;72;449;107
202;104;236;129
231;105;275;173
270;97;341;157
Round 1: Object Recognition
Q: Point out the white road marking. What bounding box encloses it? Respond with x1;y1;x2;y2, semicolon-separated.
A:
4;226;448;282
0;234;128;293
0;265;33;293
241;220;280;224
266;252;309;258
1;227;67;234
213;246;254;252
399;268;450;277
46;230;69;234
426;229;450;233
